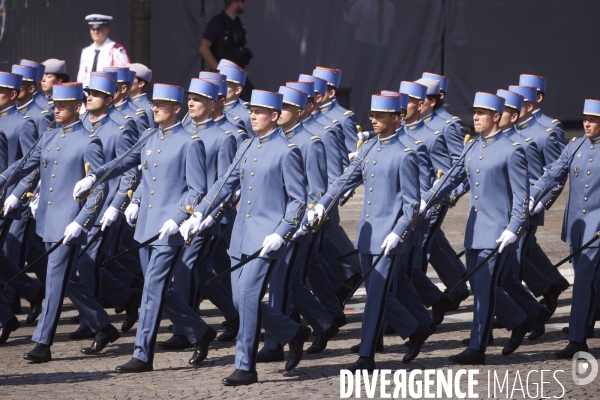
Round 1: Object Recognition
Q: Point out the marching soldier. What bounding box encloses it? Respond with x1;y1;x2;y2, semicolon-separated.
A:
19;59;53;112
519;74;564;135
41;59;69;105
11;65;53;131
422;92;530;365
308;94;431;372
188;90;310;386
218;62;252;134
530;99;600;358
2;82;121;363
128;63;156;128
74;83;217;372
103;67;150;133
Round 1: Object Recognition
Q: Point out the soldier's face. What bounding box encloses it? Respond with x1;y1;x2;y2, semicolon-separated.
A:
370;112;396;134
519;101;534;120
472;108;499;135
151;101;179;124
18;83;35;101
54;101;81;125
499;107;519;131
278;104;302;127
421;96;436;117
406;98;422;122
0;88;18;109
86;90;111;112
90;25;110;43
188;94;214;121
42;74;61;93
226;82;243;101
249;106;278;135
583;116;600;139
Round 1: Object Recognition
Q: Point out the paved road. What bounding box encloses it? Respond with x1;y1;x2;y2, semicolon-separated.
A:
1;134;598;398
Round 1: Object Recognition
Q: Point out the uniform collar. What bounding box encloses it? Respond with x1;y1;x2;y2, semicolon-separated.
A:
257;127;282;143
301;114;317;127
331;98;339;108
312;109;324;120
395;126;406;138
17;99;35;112
481;129;503;143
503;126;518;138
86;113;110;130
94;37;115;50
160;121;183;135
516;116;534;130
132;93;148;102
189;117;214;130
590;136;600;145
422;112;435;123
224;99;239;111
62;120;83;133
319;101;334;113
0;103;17;117
283;123;302;138
532;109;542;118
437;105;446;114
377;133;399;146
404;119;424;131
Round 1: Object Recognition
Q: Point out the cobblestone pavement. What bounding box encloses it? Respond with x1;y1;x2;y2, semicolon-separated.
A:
1;138;599;398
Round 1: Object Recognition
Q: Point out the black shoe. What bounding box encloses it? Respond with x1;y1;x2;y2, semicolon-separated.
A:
307;324;339;354
447;289;470;312
403;324;431;364
222;369;258;386
257;345;285;362
26;289;44;324
70;315;80;324
529;307;552;340
81;324;120;355
346;356;375;373
351;342;384;353
556;341;589;359
558;277;570;291
23;343;52;363
115;306;125;314
158;334;192;350
167;324;173;332
461;332;494;346
122;288;142;333
336;285;353;309
189;327;217;365
221;320;228;327
344;272;363;289
0;316;20;344
333;314;347;328
502;317;534;356
115;357;153;373
285;325;311;371
68;325;95;340
561;326;594;338
217;317;239;342
542;282;563;316
432;294;453;326
449;348;485;365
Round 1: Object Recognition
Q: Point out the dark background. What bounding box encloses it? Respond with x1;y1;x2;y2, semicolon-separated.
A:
2;0;598;127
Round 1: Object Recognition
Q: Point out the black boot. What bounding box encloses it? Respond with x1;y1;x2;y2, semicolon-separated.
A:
122;288;142;333
347;356;375;373
158;334;193;350
285;325;311;371
70;315;80;324
461;332;494;346
336;285;353;309
449;348;485;365
431;294;453;326
256;345;284;362
403;324;431;364
23;343;52;363
26;289;44;324
529;307;551;340
81;324;120;355
68;325;95;340
217;317;239;342
189;327;217;365
542;282;563;316
307;323;339;354
556;341;588;359
333;314;347;328
558;277;570;291
222;369;258;386
446;289;470;312
115;357;153;373
0;316;20;344
502;317;534;356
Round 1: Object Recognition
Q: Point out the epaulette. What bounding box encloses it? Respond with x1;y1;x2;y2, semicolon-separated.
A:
288;143;297;148
23;115;31;119
233;116;240;120
546;127;552;132
243;101;250;107
146;127;152;130
445;120;451;124
415;140;423;145
468;139;474;143
324;126;331;130
452;116;459;120
551;119;559;124
41;110;49;114
48;101;54;105
572;137;577;142
343;110;354;116
433;131;441;135
525;137;532;142
124;115;132;119
512;142;521;147
89;134;98;138
237;129;245;133
243;138;250;142
191;135;200;139
46;126;53;131
136;110;145;115
136;108;144;112
332;119;339;124
119;126;125;130
310;135;321;141
223;131;232;135
404;148;413;152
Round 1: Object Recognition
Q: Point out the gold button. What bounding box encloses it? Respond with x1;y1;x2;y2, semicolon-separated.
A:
257;145;262;149
585;184;589;188
49;188;53;192
247;201;251;205
369;188;373;192
249;186;252;190
377;148;381;152
584;197;588;201
583;210;587;214
253;158;257;162
52;174;55;178
475;182;479;186
193;131;197;134
153;177;156;181
54;161;57;165
371;174;374;178
56;147;60;151
246;214;251;218
48;201;51;205
474;208;478;212
587;171;591;175
366;214;369;218
474;195;478;200
161;137;164;140
368;201;371;205
482;144;486;148
479;156;483;160
157;150;161;153
590;159;594;162
61;134;65;138
151;191;154;195
154;163;157;167
373;161;377;165
251;172;255;177
476;169;480;173
149;205;152;208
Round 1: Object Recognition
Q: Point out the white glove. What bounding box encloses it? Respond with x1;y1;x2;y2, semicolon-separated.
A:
63;221;84;244
529;196;543;216
29;197;39;219
339;189;353;205
259;233;285;257
158;219;179;240
73;175;95;200
3;194;20;216
197;214;215;233
419;199;427;214
348;151;358;162
306;204;325;227
450;183;464;201
124;203;139;226
292;225;309;239
100;206;119;231
496;229;518;253
179;215;200;241
425;209;433;219
381;232;403;256
357;131;369;141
